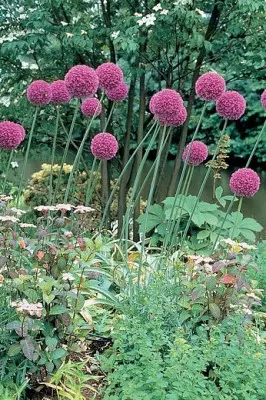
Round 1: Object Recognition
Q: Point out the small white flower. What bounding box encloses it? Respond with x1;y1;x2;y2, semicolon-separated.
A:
66;32;73;38
160;9;169;15
111;31;120;39
61;21;68;26
153;3;162;11
11;161;19;168
134;12;142;17
81;30;87;35
62;273;75;281
19;14;27;20
74;205;95;214
0;215;19;223
19;223;37;228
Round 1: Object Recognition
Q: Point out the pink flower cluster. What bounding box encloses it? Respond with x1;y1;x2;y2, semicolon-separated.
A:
96;62;123;90
0;121;25;149
149;89;187;127
51;80;71;104
65;65;99;98
91;132;118;160
106;82;128;102
81;98;102;117
182;140;208;166
216;91;246;120
196;72;226;101
261;90;266;109
229;168;260;197
27;80;51;105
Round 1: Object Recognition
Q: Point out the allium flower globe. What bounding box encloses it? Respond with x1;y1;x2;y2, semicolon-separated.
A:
0;121;26;149
91;133;118;160
65;65;99;98
81;98;102;117
106;82;128;101
158;106;187;127
229;168;260;197
261;89;266;109
27;80;52;106
96;62;123;90
182;140;208;166
216;91;246;120
195;72;226;101
51;80;71;104
149;89;184;117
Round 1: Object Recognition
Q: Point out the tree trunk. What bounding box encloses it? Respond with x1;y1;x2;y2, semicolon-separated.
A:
168;0;225;196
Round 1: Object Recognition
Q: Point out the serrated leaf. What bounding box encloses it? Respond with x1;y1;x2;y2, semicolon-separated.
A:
209;303;221;319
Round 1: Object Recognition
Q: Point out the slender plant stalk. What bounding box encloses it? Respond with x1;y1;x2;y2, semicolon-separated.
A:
16;107;39;206
48;106;60;205
104;102;115;130
137;125;168;287
180;119;228;250
64;93;105;203
169;166;195;251
120;124;160;242
212;119;266;251
231;197;243;239
100;120;158;230
53;100;80;205
162;102;207;252
3;149;14;192
85;158;102;206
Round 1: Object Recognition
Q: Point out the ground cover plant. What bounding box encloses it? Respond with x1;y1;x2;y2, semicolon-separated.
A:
1;1;266;399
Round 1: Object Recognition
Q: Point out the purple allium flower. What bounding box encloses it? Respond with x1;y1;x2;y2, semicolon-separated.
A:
261;90;266;109
81;98;102;117
182;140;208;166
216;91;246;120
195;72;226;101
158;106;187;127
229;168;260;197
96;62;123;90
65;65;99;98
106;82;128;101
51;80;71;104
149;89;184;118
91;132;118;160
27;80;52;106
0;121;26;149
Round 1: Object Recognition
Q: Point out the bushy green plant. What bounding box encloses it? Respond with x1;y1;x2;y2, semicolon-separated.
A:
102;272;266;400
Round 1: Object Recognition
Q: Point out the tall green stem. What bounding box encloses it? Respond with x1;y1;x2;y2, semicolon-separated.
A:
16;107;39;206
53;100;80;205
180;119;228;250
162;103;207;251
100;120;158;230
104;102;115;130
120;124;160;242
64;93;105;203
48;106;60;205
85;158;99;206
137;125;168;286
3;149;14;192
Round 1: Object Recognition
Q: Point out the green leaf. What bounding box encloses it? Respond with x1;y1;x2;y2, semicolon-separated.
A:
52;348;67;360
209;303;221;320
45;336;58;350
49;305;68;315
241;229;256;241
8;343;22;357
215;186;223;199
6;321;21;330
240;218;263;232
197;230;210;240
20;337;36;361
204;213;219;226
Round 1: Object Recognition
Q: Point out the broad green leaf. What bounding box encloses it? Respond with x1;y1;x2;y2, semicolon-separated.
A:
52;348;67;360
49;305;68;315
197;230;210;240
8;343;22;357
240;218;263;232
20;337;36;361
209;303;221;319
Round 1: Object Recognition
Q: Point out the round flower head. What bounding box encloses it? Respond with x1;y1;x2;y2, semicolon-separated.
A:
65;65;99;98
51;80;71;104
81;98;102;118
27;80;52;106
0;121;26;149
196;72;226;101
216;91;246;120
91;132;118;160
106;82;128;101
149;89;184;121
158;106;187;127
96;62;123;90
182;140;208;166
229;168;260;197
261;90;266;109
